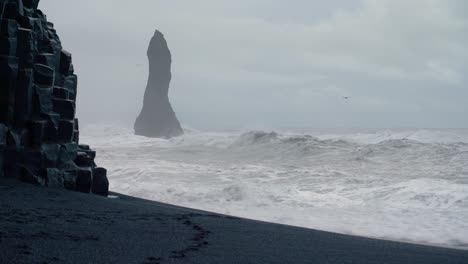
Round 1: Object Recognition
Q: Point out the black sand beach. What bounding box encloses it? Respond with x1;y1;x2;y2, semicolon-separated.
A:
1;179;467;264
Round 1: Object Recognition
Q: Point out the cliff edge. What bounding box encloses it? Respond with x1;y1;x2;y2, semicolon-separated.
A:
0;0;108;196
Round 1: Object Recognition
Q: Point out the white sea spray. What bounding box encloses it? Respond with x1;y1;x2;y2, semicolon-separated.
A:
82;125;468;249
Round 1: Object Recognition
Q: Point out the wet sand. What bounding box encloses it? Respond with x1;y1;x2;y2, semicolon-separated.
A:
1;179;467;264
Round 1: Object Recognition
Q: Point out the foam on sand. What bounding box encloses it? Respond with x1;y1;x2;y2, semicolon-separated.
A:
82;125;468;249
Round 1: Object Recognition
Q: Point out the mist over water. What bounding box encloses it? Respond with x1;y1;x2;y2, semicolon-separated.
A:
82;125;468;249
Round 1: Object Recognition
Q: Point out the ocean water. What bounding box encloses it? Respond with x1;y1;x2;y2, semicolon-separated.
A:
81;125;468;249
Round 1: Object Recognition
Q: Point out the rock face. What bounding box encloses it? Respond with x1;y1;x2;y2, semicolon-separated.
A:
0;0;109;196
134;30;183;138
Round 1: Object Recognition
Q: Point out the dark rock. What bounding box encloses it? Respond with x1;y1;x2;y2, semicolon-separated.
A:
59;49;72;74
76;168;92;193
59;160;78;172
34;85;54;114
0;148;3;178
63;169;77;190
134;29;183;138
0;125;6;178
17;165;45;186
7;129;22;148
23;0;39;10
35;53;58;70
0;55;19;124
46;168;64;188
1;1;23;19
74;151;93;167
52;99;75;119
63;75;77;100
16;28;35;68
33;63;55;86
72;130;79;144
0;37;17;56
0;0;108;196
58;143;77;163
21;149;44;169
0;19;19;37
78;144;90;150
63;74;77;89
13;69;34;127
53;86;69;99
29;120;47;146
41;143;60;167
0;124;7;146
45;119;58;142
74;118;79;130
92;167;109;196
57;119;74;142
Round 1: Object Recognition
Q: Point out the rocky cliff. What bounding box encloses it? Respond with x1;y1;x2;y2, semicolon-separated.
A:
134;30;183;138
0;0;108;196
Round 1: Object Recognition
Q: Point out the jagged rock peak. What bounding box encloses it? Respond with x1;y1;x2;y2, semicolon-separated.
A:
134;29;183;139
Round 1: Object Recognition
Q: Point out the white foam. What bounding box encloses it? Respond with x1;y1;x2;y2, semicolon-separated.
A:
81;125;468;249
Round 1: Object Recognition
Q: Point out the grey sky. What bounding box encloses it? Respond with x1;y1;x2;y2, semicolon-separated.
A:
41;0;467;128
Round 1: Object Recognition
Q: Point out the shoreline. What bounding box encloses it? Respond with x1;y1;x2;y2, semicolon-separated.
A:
2;179;468;264
109;192;468;252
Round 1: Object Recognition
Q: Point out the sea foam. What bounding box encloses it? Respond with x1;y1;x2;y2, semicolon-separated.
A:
82;125;468;249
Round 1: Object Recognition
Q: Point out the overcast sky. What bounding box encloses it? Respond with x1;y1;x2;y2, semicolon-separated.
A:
41;0;467;129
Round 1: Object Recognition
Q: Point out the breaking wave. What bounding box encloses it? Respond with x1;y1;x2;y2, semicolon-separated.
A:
81;125;468;249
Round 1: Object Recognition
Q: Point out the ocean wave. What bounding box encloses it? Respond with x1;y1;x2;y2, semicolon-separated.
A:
230;130;356;148
230;130;280;147
81;124;468;248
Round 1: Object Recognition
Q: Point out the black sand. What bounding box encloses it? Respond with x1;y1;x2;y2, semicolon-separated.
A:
1;179;467;264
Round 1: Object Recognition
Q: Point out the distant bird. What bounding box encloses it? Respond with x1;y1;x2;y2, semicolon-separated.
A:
343;96;351;100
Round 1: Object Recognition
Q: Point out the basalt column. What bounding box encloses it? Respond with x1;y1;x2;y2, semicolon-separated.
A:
134;30;183;138
0;0;109;196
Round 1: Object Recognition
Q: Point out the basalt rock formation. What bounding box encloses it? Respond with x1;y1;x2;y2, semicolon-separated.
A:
0;0;109;196
134;30;183;138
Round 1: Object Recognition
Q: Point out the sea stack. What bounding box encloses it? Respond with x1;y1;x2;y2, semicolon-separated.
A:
0;0;109;196
134;30;183;138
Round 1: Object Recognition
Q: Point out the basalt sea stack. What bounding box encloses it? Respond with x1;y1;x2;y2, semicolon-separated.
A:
134;30;183;138
0;0;109;196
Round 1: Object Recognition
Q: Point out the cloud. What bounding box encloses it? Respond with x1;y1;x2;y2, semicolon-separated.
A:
40;0;468;128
